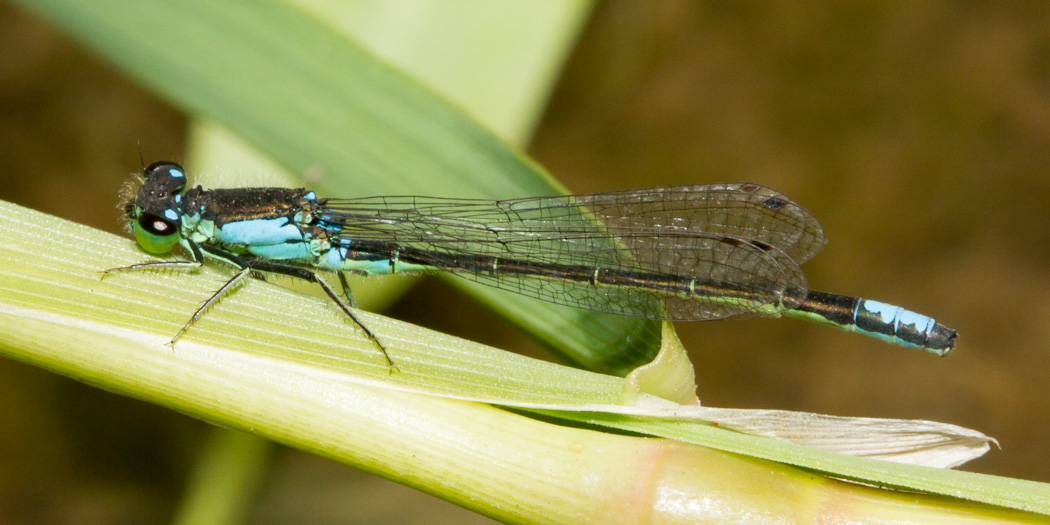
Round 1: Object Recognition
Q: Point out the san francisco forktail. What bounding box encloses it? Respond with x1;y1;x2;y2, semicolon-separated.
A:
104;161;957;366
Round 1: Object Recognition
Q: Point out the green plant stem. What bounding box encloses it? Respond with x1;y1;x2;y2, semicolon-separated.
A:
171;429;274;525
1;298;1041;524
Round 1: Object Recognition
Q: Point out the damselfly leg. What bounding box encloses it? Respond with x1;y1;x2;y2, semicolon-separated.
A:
103;242;396;369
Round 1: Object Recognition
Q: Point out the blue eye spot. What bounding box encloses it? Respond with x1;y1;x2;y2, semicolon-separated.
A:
304;191;316;201
170;169;185;178
164;209;179;221
174;194;182;203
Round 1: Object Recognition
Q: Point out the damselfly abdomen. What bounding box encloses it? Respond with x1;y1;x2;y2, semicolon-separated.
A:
104;162;957;366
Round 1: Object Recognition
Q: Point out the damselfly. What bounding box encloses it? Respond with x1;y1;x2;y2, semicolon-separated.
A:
104;162;957;367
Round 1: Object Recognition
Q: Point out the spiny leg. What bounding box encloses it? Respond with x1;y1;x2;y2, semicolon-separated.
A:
168;245;259;346
100;239;206;276
101;259;202;274
104;243;396;368
337;271;357;308
170;265;251;345
102;242;254;347
251;259;396;370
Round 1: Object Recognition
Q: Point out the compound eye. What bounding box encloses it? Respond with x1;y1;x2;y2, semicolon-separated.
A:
134;211;180;254
144;161;188;193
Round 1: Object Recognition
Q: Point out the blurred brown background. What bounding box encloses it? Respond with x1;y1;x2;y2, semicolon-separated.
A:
2;2;1049;523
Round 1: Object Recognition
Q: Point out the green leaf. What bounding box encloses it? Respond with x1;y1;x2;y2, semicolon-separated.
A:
290;0;593;145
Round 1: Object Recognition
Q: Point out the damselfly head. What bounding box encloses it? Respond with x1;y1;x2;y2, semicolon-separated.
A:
123;161;187;254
